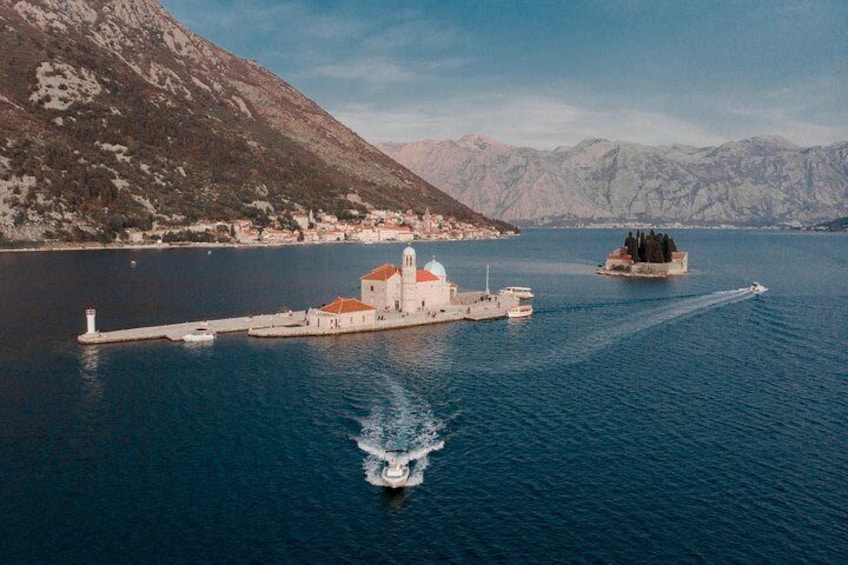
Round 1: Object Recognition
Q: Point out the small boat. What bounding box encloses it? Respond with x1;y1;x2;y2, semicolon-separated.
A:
182;326;216;342
499;286;534;299
748;282;768;295
381;449;410;488
506;304;533;318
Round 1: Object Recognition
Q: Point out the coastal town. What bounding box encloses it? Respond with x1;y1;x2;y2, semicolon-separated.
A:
124;208;510;247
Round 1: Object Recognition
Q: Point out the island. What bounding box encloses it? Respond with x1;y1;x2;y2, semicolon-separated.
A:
78;246;526;345
597;230;688;278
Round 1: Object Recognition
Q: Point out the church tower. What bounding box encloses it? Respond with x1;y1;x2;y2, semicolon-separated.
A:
401;246;417;313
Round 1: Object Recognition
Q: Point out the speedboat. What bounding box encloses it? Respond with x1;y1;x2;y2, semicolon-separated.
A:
499;286;534;299
748;282;768;295
381;449;410;488
506;304;533;318
182;326;216;342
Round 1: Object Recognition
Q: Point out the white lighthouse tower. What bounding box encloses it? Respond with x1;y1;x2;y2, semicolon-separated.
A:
401;246;417;313
85;308;97;334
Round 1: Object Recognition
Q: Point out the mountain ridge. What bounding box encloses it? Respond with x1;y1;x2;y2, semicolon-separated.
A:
378;134;848;227
0;0;511;243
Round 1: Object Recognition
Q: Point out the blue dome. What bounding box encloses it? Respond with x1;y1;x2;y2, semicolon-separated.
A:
423;257;447;279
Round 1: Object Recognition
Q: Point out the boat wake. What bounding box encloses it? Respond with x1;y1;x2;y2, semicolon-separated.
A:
577;287;754;357
355;380;444;488
503;288;756;372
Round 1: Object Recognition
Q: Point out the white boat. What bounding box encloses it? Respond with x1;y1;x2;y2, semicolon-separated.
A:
749;282;768;295
182;326;216;342
381;449;410;488
506;304;533;318
499;286;534;299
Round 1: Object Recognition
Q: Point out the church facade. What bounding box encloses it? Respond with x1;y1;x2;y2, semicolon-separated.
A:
360;246;454;312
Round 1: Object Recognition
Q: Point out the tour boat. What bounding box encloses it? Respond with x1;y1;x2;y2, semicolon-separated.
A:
506;304;534;318
499;286;534;299
381;449;410;488
182;327;216;342
748;282;768;295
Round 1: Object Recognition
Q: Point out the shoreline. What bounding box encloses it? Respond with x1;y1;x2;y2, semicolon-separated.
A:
595;268;685;279
0;235;510;254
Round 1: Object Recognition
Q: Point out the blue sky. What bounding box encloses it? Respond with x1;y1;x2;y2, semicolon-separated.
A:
159;0;847;148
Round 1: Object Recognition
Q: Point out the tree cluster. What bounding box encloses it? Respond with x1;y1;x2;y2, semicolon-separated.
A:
623;230;678;263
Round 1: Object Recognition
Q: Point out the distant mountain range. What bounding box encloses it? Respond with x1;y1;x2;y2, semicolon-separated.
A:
0;0;509;243
378;134;848;227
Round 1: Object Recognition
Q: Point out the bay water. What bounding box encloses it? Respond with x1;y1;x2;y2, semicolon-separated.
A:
1;230;846;562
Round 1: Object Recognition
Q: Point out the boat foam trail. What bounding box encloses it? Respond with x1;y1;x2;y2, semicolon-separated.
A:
579;288;753;356
355;379;445;487
498;288;755;373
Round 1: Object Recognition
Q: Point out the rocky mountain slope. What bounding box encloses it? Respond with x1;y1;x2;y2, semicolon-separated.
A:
378;134;848;227
0;0;509;243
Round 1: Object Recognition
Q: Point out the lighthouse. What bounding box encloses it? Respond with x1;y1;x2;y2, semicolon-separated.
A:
401;246;417;313
85;308;97;334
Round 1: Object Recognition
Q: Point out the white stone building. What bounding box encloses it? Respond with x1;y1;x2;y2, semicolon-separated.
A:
306;297;376;330
360;246;454;312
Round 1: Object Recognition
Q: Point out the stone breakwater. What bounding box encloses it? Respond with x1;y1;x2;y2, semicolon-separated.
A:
77;293;519;345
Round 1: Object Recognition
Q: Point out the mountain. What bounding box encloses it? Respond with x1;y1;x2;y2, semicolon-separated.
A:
809;217;848;232
0;0;510;243
378;134;848;227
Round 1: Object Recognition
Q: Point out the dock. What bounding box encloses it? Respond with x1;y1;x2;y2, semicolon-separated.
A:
77;312;309;345
77;293;521;345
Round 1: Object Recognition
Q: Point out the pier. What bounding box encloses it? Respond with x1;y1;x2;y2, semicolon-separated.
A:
77;312;307;345
77;245;530;345
77;292;520;345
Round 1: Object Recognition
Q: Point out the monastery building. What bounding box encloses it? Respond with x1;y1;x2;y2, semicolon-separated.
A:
361;246;455;312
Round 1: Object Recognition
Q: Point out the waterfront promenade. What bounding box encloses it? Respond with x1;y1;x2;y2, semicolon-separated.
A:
77;292;519;345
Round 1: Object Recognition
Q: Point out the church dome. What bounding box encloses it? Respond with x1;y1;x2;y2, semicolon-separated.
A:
423;257;447;280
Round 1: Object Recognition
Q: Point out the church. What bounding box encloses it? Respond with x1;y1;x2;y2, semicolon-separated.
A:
360;246;455;312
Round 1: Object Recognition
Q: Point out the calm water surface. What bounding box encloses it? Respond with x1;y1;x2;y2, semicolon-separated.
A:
1;230;846;563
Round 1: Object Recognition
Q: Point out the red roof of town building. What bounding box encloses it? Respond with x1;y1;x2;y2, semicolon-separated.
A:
361;264;401;281
320;297;376;314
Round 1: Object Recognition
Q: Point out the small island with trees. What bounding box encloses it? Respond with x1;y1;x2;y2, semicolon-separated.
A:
597;230;689;278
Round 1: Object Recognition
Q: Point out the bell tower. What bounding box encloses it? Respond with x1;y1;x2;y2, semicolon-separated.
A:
401;246;417;313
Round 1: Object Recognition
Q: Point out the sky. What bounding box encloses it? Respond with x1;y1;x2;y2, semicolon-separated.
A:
159;0;847;149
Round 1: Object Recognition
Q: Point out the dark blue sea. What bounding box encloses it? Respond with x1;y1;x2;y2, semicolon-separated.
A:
1;230;846;563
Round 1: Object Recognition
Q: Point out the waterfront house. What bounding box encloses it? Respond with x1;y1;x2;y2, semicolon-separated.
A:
306;297;376;330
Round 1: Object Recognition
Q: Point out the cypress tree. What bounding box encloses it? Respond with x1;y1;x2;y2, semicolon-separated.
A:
645;238;665;263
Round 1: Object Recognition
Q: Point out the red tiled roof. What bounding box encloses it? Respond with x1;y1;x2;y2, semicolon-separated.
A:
321;297;376;314
416;269;440;282
361;264;400;281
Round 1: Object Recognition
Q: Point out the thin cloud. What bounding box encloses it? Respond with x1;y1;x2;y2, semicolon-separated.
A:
161;0;847;148
313;58;417;83
332;95;730;149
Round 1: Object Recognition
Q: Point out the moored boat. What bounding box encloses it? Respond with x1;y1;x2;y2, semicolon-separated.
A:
182;327;216;342
506;304;533;318
499;286;534;299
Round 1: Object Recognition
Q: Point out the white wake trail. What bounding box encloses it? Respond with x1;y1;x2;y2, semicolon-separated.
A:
355;380;445;487
498;288;755;372
581;288;753;355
